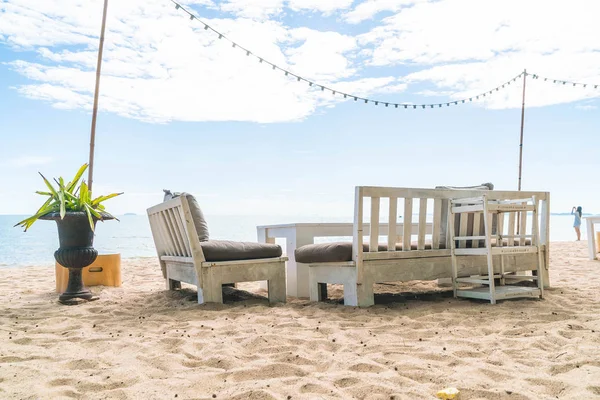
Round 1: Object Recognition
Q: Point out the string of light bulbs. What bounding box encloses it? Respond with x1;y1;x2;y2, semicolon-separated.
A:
528;73;599;89
170;0;599;109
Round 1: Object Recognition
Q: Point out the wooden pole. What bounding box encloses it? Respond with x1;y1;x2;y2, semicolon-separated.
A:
88;0;109;193
517;69;527;191
517;69;527;234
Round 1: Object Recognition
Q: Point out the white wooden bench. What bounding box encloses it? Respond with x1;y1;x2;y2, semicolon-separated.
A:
305;186;550;307
147;196;288;304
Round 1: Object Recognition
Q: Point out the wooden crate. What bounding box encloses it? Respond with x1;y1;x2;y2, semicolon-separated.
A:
55;253;122;293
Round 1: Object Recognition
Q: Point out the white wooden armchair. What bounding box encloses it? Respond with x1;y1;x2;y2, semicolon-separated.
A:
147;195;287;304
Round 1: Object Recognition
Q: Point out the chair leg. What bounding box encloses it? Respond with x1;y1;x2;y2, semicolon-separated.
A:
356;282;375;307
198;267;224;304
318;283;328;301
197;288;205;304
343;282;374;307
308;268;326;302
167;279;181;290
202;280;224;304
267;265;286;304
165;268;181;290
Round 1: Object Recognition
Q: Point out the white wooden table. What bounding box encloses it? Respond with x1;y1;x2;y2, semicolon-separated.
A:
585;216;600;260
257;222;432;298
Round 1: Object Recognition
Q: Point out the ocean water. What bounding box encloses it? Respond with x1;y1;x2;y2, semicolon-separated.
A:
0;214;589;268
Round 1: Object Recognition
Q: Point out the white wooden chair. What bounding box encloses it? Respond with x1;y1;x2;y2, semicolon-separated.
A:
304;186;550;307
449;195;544;304
147;196;287;304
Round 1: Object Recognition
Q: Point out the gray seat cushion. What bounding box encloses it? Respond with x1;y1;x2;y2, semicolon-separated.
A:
163;190;209;242
295;242;391;263
201;240;282;262
294;238;531;264
435;183;494;190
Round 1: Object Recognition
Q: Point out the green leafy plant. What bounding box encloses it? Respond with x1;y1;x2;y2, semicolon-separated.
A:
15;163;123;232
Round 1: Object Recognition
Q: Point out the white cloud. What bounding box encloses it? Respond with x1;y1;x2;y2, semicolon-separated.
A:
344;0;422;24
220;0;354;19
285;28;358;80
357;0;600;109
0;0;404;123
287;0;354;15
219;0;284;20
1;0;599;120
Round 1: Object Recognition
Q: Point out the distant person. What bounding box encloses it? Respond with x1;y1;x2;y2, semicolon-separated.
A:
572;206;582;241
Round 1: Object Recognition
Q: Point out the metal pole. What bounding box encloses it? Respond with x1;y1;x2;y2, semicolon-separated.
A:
88;0;109;193
517;69;527;191
516;69;527;235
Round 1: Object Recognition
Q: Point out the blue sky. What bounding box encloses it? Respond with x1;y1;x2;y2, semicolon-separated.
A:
0;0;599;217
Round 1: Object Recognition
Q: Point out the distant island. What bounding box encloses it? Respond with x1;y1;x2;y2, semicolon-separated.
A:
124;213;137;216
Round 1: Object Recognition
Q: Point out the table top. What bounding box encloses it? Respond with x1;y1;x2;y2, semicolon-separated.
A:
584;215;600;222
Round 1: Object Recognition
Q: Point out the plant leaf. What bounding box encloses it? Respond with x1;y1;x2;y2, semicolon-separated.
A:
39;173;58;198
14;203;60;231
58;191;66;219
98;210;119;222
79;181;88;205
85;203;102;219
67;164;88;193
34;196;54;216
35;191;53;196
84;206;95;232
91;192;123;206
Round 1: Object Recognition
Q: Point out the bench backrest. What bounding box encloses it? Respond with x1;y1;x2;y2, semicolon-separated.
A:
147;196;205;264
352;186;550;270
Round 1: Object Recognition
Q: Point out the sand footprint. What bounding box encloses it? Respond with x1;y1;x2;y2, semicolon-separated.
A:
228;390;277;400
348;363;385;373
229;363;308;381
334;377;360;388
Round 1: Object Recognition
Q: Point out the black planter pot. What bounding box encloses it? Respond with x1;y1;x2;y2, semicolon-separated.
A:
40;211;113;304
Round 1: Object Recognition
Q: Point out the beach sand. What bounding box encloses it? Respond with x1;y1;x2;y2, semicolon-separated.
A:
1;241;599;399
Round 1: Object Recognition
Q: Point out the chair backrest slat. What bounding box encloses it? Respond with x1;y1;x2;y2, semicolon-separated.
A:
158;211;177;256
432;198;442;249
172;207;192;257
417;198;427;250
402;198;413;251
458;212;469;248
147;197;205;262
387;197;397;251
472;212;481;248
369;197;380;252
164;209;185;256
519;202;528;246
